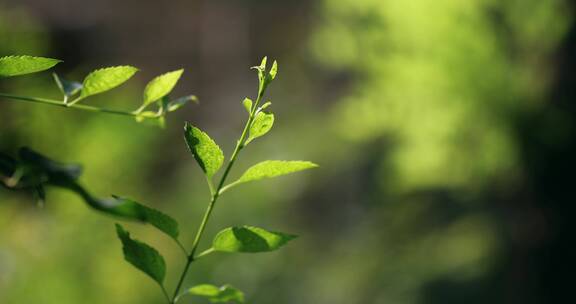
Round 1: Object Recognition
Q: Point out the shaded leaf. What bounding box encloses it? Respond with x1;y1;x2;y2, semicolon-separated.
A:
184;123;224;177
81;66;138;98
246;111;274;144
92;197;179;239
212;226;297;253
53;73;82;98
116;224;166;285
18;147;82;181
0;55;61;77
143;69;184;107
188;284;245;303
0;152;17;178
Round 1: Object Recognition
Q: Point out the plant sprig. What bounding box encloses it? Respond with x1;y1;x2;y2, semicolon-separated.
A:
0;55;197;126
164;57;317;303
0;56;317;303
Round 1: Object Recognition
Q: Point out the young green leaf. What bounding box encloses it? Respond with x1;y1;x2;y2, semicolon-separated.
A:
212;226;297;253
167;95;198;112
246;111;274;144
269;60;278;80
80;66;138;98
184;123;224;177
53;73;82;98
188;284;245;303
115;224;166;285
260;101;272;110
257;56;267;72
254;57;268;96
242;98;253;114
135;111;159;123
0;55;61;77
223;161;317;192
142;69;184;108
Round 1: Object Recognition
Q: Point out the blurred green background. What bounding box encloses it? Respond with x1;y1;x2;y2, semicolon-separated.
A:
1;0;575;303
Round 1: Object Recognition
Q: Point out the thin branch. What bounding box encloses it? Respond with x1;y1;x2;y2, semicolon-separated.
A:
0;92;151;118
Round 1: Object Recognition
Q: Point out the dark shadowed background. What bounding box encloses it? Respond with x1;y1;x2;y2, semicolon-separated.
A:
1;0;575;303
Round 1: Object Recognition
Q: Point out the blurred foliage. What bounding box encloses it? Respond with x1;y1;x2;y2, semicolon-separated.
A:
299;0;571;303
312;0;569;191
0;1;573;304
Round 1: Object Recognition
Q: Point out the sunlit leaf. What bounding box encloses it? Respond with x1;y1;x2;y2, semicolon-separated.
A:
143;69;184;107
246;111;274;144
0;55;61;77
188;284;245;303
260;101;272;110
168;95;198;112
80;66;138;98
116;224;166;285
184;123;224;177
53;73;82;97
135;111;158;123
213;226;297;253
229;160;317;189
269;60;278;80
259;56;268;71
242;98;253;114
251;57;279;97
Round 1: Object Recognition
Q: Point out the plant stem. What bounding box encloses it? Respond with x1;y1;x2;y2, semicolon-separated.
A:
169;92;263;304
0;92;145;118
160;284;171;303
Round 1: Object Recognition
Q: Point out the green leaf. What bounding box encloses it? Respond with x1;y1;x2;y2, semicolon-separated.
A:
1;150;179;237
59;191;179;240
138;202;179;239
167;95;198;112
260;101;272;110
246;111;274;144
212;226;297;253
251;57;278;97
18;147;82;181
109;197;179;239
80;66;138;98
184;123;224;177
116;224;166;285
53;73;82;97
0;152;16;178
231;160;317;188
143;69;184;107
188;284;245;303
0;55;61;77
259;56;268;71
269;60;278;80
135;111;158;123
242;98;253;114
